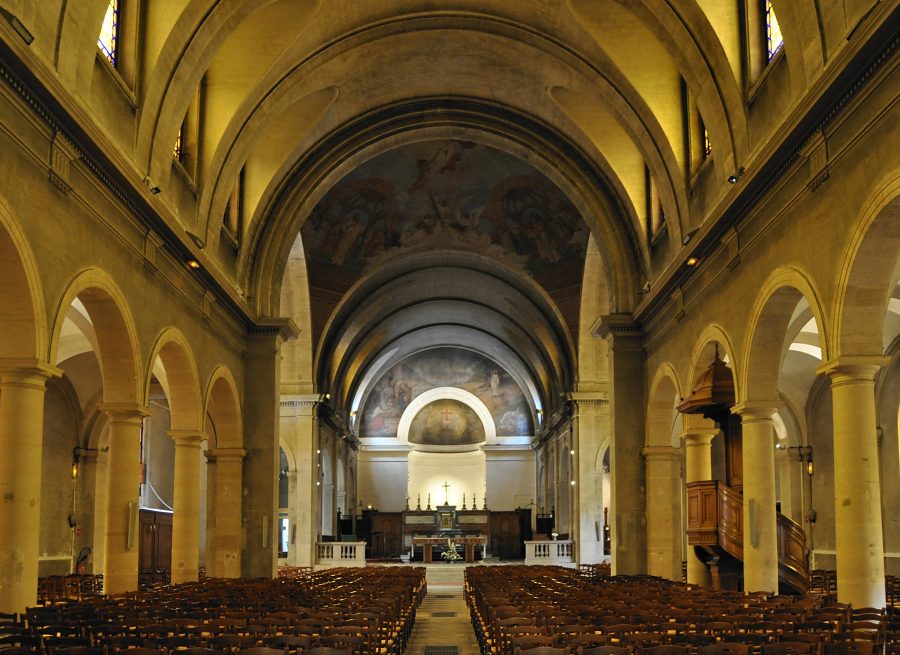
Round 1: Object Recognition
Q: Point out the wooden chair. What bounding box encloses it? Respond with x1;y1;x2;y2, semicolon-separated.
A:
303;647;351;655
515;648;570;655
762;642;815;655
700;643;751;655
580;646;630;655
638;645;689;655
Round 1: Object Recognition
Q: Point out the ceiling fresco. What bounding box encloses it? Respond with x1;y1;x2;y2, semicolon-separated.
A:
360;347;533;440
408;399;486;447
302;140;590;345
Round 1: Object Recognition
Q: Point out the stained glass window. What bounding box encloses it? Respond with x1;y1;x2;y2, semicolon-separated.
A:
765;0;784;61
98;0;119;66
173;124;184;162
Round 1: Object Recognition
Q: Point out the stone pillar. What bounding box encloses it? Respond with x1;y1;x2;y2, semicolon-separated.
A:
81;449;108;575
596;315;646;575
242;320;295;578
681;427;716;586
733;402;780;593
102;403;149;595
169;430;204;583
643;445;683;581
817;357;887;608
780;447;804;526
207;447;245;577
286;470;299;565
0;362;59;613
280;394;321;567
571;392;608;564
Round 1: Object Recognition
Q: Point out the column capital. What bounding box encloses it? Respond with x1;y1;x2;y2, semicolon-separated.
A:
168;430;205;448
0;359;62;384
99;402;150;422
732;401;782;421
206;447;247;463
816;356;889;382
642;445;681;461
569;391;609;405
680;430;717;446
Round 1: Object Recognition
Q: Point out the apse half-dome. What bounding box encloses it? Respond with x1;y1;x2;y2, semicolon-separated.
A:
408;399;484;447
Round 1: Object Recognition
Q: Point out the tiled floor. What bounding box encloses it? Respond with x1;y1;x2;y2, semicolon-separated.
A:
403;563;480;655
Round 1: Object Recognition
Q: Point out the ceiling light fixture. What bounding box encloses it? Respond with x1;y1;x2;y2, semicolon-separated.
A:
185;259;200;270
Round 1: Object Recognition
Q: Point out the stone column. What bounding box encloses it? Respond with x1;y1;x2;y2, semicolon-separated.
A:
571;392;608;564
80;449;108;575
643;445;683;581
595;315;646;575
280;394;321;567
287;470;299;564
0;362;59;613
817;357;887;607
681;427;716;586
169;430;204;583
102;403;149;595
242;320;295;578
206;447;245;577
733;402;780;593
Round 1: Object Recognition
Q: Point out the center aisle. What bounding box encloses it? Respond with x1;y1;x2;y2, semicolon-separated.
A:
403;563;481;655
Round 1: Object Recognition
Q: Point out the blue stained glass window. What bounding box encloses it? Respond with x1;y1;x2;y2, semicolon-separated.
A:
765;0;784;61
98;0;119;66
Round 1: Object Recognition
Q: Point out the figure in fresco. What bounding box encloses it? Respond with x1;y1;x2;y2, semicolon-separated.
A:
360;348;533;439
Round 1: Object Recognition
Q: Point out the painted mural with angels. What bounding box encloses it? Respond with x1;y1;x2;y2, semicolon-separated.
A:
360;347;534;440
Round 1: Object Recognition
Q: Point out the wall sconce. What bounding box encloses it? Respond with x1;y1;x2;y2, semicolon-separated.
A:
727;167;745;184
0;9;34;45
806;459;814;476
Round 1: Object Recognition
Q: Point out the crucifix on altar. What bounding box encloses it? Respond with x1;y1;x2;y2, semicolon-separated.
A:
442;480;451;505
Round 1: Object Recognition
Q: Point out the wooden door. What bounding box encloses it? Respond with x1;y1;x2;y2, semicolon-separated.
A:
490;511;522;559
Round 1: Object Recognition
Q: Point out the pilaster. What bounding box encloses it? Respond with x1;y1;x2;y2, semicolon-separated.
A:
280;394;323;567
595;314;646;575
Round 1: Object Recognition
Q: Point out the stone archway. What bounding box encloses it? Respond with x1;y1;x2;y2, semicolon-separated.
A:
146;329;204;584
50;270;143;594
204;367;244;578
644;365;683;581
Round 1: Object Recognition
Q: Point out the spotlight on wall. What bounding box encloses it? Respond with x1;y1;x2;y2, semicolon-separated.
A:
686;256;700;267
185;259;201;270
681;228;699;246
0;9;34;44
727;167;746;184
143;176;161;194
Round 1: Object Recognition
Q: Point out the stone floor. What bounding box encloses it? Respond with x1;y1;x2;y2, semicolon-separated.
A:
403;563;481;655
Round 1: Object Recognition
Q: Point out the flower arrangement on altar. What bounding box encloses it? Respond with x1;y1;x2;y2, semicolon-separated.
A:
441;538;462;562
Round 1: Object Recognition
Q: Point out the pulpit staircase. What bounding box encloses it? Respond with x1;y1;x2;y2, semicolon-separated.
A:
686;479;809;594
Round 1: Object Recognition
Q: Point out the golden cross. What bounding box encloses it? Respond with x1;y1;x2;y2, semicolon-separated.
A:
442;480;450;505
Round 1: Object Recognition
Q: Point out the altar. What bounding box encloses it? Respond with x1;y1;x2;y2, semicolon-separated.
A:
403;502;490;562
412;535;487;563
